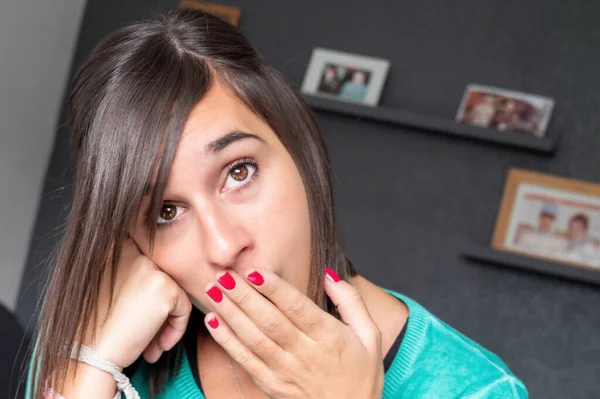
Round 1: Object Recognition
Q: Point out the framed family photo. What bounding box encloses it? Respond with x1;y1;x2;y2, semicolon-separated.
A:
456;84;554;137
301;48;390;107
178;0;241;27
492;169;600;271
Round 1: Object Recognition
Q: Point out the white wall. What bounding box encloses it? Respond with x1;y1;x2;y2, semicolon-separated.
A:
0;0;87;310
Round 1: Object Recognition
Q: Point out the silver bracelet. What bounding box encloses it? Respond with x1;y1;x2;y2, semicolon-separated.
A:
70;342;140;399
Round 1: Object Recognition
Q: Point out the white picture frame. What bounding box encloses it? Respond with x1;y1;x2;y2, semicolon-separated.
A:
301;47;390;107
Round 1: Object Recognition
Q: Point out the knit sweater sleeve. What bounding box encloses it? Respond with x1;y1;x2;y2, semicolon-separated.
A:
381;290;528;398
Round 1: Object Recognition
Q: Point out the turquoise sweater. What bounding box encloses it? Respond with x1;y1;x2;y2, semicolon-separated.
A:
28;290;528;398
129;290;528;398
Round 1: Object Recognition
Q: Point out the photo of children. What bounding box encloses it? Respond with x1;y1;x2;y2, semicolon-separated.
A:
505;184;600;269
456;84;554;137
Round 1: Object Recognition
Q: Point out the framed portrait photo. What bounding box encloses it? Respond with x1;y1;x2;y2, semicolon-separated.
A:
492;169;600;271
301;48;390;107
456;84;554;138
178;0;241;27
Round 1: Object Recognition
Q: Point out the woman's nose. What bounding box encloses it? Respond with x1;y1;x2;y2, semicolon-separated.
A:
199;205;252;269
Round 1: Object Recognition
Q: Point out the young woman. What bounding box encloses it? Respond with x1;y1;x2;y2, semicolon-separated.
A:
27;9;528;399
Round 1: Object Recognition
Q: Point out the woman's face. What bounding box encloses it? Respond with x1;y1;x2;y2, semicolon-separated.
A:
130;80;312;314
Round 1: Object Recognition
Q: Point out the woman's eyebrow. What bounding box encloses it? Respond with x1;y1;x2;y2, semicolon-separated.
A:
205;131;265;154
142;131;265;197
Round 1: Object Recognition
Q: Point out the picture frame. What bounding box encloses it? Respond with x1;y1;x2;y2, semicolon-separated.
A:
492;169;600;271
178;0;241;27
301;48;390;107
456;84;554;138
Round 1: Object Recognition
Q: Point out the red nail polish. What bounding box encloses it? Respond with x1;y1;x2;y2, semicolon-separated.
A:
207;285;223;303
218;272;236;290
208;316;219;329
325;266;341;282
247;271;264;286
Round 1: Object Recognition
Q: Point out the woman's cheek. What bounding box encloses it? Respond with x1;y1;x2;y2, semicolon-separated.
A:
151;238;200;287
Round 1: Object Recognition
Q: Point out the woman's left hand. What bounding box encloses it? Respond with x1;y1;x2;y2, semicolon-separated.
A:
204;267;384;399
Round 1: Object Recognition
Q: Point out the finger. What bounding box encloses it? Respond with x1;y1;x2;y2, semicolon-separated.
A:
204;313;272;383
143;334;163;363
205;283;285;365
215;271;302;350
243;269;333;341
323;266;379;347
141;273;192;352
157;278;192;352
158;312;190;352
169;283;193;324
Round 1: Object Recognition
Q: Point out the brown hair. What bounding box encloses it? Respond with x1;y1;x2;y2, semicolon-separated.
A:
28;9;355;398
569;213;589;230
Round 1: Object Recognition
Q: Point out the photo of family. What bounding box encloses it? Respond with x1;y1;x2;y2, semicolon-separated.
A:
317;64;372;103
456;84;554;137
301;48;390;107
493;169;600;270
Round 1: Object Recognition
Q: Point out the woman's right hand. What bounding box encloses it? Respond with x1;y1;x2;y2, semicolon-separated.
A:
85;238;192;369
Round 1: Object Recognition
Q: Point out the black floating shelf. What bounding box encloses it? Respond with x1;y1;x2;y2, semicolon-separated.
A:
304;94;557;155
461;244;600;286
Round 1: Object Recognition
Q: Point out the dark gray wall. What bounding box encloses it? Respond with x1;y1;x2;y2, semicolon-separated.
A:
17;1;600;398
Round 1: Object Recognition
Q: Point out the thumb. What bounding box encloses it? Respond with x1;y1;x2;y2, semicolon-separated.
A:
323;266;380;348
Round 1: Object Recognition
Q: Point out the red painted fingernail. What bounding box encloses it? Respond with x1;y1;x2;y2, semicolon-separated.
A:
247;271;264;286
206;285;223;303
218;272;236;290
208;316;219;329
325;266;341;283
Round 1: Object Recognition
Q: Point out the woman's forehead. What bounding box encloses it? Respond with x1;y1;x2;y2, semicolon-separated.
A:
178;80;270;148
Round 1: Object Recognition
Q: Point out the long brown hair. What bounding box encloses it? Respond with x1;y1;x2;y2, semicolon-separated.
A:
29;9;355;398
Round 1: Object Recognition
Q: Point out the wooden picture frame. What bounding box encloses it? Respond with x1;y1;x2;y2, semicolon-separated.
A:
178;1;241;27
492;168;600;272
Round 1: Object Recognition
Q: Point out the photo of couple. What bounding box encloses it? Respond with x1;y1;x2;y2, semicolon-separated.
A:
317;63;372;103
301;48;390;107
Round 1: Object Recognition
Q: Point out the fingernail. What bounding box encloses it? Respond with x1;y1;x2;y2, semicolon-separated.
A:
218;272;236;290
206;285;223;303
247;271;264;286
325;266;341;283
208;316;219;329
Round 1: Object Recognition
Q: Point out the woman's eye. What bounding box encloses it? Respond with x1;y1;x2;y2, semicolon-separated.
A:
224;162;258;190
157;204;186;226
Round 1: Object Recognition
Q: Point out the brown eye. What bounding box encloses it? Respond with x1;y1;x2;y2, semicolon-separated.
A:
154;204;186;229
230;164;249;181
224;160;258;191
159;205;177;222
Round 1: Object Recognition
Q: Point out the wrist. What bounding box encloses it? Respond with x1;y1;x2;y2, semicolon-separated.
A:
70;342;140;398
92;331;132;369
93;340;124;369
61;359;117;398
72;359;117;383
